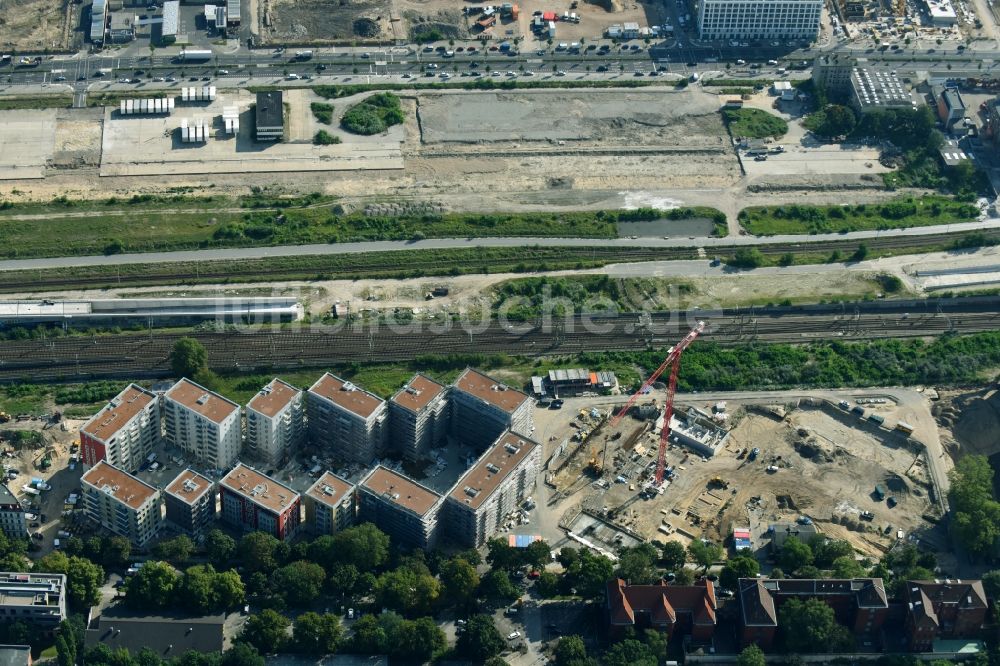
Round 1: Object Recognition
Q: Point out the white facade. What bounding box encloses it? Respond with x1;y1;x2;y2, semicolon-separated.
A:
0;572;67;626
163;379;241;471
245;379;304;466
81;461;162;546
450;368;533;450
307;374;388;466
80;384;159;473
698;0;822;39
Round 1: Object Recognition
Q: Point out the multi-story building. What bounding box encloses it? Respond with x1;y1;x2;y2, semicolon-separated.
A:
450;368;533;449
445;431;541;548
738;578;889;649
935;86;967;128
255;91;284;141
163;379;241;471
0;484;26;540
304;471;355;535
245;379;304;466
219;464;300;540
606;579;717;641
389;374;449;462
905;579;987;651
307;374;388;465
163;469;216;540
81;461;162;546
697;0;822;40
80;384;159;473
0;572;67;626
357;466;443;549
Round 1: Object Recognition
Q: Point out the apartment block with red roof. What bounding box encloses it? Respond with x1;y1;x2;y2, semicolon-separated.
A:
81;461;162;546
307;374;388;466
450;368;533;449
304;471;355;535
389;374;449;462
219;463;301;540
905;579;987;651
163;379;241;471
606;579;717;642
80;384;159;473
245;378;304;466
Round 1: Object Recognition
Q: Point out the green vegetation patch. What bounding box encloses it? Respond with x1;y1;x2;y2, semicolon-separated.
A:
722;107;788;139
803;103;857;139
0;95;73;110
340;92;404;135
313;130;341;145
739;195;978;235
309;102;334;125
703;78;773;88
492;275;692;320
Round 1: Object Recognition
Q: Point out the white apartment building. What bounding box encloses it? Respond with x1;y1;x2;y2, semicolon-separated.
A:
450;368;533;449
445;431;541;547
698;0;822;40
79;384;159;473
0;483;27;539
389;374;449;462
0;572;67;626
307;374;388;465
163;378;241;471
304;471;355;535
245;378;304;466
81;461;162;546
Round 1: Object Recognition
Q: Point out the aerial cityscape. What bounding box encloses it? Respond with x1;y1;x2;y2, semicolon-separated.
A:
1;0;1000;663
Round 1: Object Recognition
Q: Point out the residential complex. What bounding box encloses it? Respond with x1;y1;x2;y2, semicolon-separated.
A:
81;461;162;546
307;373;388;465
606;579;717;641
358;466;443;549
0;484;26;540
697;0;822;40
163;379;241;471
80;384;159;473
0;572;67;626
450;368;533;448
304;471;355;535
389;374;449;462
219;463;301;540
905;579;988;651
445;431;541;547
163;469;216;539
245;379;305;466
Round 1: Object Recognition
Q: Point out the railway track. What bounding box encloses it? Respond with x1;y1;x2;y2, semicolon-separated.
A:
1;297;997;382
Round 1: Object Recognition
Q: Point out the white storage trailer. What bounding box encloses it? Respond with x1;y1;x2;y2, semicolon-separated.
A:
119;98;175;115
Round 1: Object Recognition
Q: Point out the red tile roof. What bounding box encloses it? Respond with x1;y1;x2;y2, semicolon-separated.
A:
454;368;529;414
81;384;156;442
606;579;716;628
391;374;445;413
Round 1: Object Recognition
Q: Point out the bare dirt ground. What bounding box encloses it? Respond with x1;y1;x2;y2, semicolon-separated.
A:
934;387;1000;459
0;0;74;51
515;0;661;43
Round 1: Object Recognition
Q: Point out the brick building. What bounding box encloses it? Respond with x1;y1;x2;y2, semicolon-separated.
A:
606;579;717;641
80;384;159;473
905;579;987;651
450;368;533;449
219;464;301;540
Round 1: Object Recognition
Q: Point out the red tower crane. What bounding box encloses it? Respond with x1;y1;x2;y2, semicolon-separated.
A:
609;321;705;486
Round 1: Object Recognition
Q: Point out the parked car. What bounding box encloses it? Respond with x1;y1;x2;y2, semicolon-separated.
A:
507;631;521;640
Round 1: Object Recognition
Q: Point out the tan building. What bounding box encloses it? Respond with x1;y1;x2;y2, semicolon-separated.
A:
80;384;159;473
357;466;443;549
245;378;304;466
445;431;542;547
307;374;388;465
389;374;449;462
451;368;533;449
81;461;162;546
163;468;215;539
304;471;355;535
164;378;241;471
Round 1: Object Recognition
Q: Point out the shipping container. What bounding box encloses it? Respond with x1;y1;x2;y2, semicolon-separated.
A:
894;421;914;435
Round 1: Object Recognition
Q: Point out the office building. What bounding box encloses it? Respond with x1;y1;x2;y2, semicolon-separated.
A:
307;374;388;466
0;484;26;540
90;0;108;43
255;91;283;141
606;579;717;641
905;579;987;651
697;0;822;40
81;462;162;546
0;572;67;626
849;67;913;112
80;384;160;473
219;464;300;540
161;0;179;42
108;12;136;42
450;368;533;449
304;472;355;535
389;374;449;462
738;578;889;648
358;466;443;549
163;378;241;471
163;469;215;539
445;431;541;548
245;379;304;466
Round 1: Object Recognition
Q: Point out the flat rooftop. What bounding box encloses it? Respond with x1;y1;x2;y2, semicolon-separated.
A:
450;431;538;510
164;468;214;506
166;378;239;425
220;463;299;515
0;572;64;607
361;466;441;517
454;368;529;415
305;471;354;509
81;384;156;443
309;373;384;419
852;67;911;108
391;374;446;413
255;91;283;128
82;461;158;510
247;378;301;419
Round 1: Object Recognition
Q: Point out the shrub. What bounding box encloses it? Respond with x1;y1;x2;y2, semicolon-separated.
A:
313;130;341;145
341;93;404;135
310;102;334;125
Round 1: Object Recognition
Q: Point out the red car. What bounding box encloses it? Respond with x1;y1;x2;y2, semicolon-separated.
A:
527;570;540;579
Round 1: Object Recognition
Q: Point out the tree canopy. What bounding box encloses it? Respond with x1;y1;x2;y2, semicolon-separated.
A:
170;338;208;378
456;615;505;661
948;455;1000;557
778;597;854;653
688;540;723;573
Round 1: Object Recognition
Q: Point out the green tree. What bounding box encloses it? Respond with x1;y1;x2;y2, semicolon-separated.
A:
779;597;854;653
672;567;695;585
486;537;522;571
440;557;480;606
293;612;343;654
642;629;668;663
779;537;814;572
720;555;759;590
241;609;290;654
170;337;208;377
205;530;236;569
660;541;687;571
351;615;387;654
456;615;505;661
330;523;390;572
603;639;657;666
688;540;723;573
154;535;194;565
536;570;560;598
563;549;615;598
615;543;660;584
274;561;326;607
212;569;246;610
807;104;857;138
395;616;445;661
376;566;441;615
981;569;1000;598
221;644;264;666
522;540;552;570
831;556;866;579
100;536;132;569
240;532;280;574
126;561;179;610
728;247;764;269
478;569;519;603
949;455;1000;557
554;635;587;665
178;564;217;613
810;537;854;568
37;552;105;609
736;644;767;666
